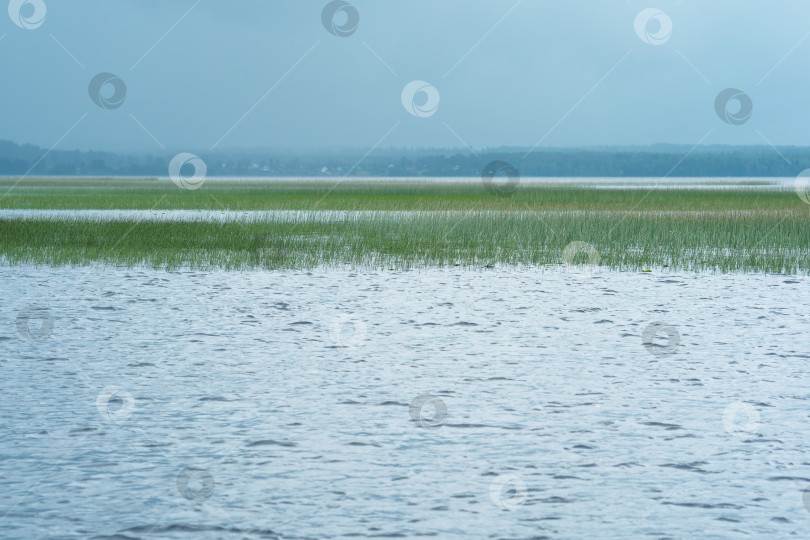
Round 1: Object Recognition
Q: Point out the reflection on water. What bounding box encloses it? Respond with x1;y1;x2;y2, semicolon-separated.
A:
2;266;809;538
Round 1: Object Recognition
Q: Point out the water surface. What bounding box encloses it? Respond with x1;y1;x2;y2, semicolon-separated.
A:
2;266;809;538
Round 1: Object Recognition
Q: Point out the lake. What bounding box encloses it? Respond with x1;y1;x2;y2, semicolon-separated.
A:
3;265;810;538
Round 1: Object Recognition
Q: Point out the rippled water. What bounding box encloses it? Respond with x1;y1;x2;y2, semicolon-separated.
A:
3;266;810;539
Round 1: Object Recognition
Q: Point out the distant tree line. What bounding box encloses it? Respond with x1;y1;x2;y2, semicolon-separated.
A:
1;140;808;177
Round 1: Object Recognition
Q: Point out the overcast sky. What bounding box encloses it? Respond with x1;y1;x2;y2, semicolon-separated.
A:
3;0;810;153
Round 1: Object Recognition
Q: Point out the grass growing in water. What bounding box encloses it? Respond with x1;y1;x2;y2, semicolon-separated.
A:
0;178;807;272
0;177;801;212
2;211;808;272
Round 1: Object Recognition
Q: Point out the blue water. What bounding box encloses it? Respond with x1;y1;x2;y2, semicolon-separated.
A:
2;266;810;538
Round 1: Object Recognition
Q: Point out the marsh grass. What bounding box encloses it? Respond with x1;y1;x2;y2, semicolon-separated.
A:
1;178;808;272
2;210;808;273
0;177;803;212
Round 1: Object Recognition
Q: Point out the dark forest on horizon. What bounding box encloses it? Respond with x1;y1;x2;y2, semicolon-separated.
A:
1;140;807;177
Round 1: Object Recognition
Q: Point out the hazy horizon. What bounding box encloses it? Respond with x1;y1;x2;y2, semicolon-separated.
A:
5;1;810;155
6;137;810;157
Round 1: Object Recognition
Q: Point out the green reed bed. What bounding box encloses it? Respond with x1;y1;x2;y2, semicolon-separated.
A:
1;178;807;272
0;177;802;212
2;210;808;273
